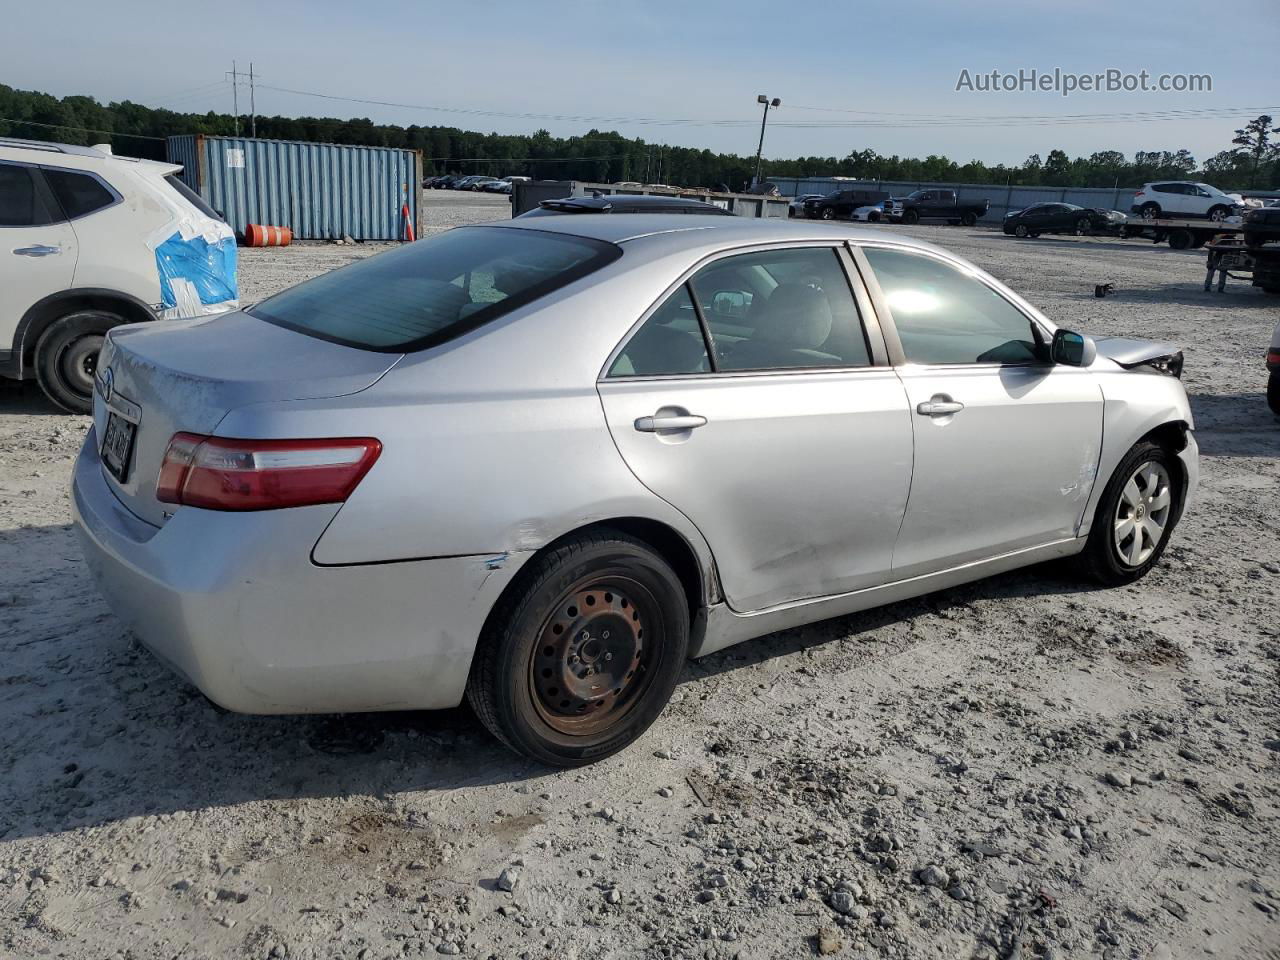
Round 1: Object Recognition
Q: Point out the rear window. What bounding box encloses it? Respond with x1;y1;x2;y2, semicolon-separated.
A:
43;169;117;220
249;226;621;352
164;174;222;221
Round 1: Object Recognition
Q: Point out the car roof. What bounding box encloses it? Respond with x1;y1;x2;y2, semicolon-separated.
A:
492;212;948;251
0;137;180;176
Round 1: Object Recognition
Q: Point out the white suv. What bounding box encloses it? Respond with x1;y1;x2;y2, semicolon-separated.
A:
1;138;237;412
1131;181;1242;222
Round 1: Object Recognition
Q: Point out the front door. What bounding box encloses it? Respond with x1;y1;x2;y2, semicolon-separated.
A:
598;244;913;612
859;244;1104;579
0;162;78;344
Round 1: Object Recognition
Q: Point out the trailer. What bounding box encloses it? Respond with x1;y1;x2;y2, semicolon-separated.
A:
1121;217;1242;250
1202;240;1280;295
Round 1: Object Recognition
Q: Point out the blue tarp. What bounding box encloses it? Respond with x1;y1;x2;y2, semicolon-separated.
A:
155;232;238;311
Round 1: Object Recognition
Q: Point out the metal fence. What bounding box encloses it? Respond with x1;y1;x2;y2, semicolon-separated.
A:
167;135;422;241
769;177;1141;222
511;181;790;218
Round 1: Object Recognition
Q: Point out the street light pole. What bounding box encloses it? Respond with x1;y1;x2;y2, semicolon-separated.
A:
753;95;781;188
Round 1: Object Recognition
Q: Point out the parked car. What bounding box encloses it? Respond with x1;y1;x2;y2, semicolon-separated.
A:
851;202;885;223
73;216;1198;766
1003;203;1127;238
1244;204;1280;247
788;194;824;218
449;176;489;190
803;189;887;220
884;189;989;225
480;178;514;194
1269;319;1280;416
466;177;504;192
1131;182;1241;221
0;137;236;413
518;194;733;217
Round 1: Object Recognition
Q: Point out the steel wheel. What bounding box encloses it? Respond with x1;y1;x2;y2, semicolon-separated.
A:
58;333;104;399
529;578;658;735
1113;461;1172;567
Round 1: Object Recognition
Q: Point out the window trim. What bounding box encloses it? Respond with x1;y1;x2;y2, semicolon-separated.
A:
0;160;65;228
36;164;123;223
600;239;889;383
850;240;1054;370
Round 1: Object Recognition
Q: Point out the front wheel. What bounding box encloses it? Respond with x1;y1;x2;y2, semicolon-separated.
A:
467;531;690;766
34;310;121;414
1207;205;1231;222
1075;217;1091;236
1014;224;1029;238
821;207;835;220
1075;441;1183;586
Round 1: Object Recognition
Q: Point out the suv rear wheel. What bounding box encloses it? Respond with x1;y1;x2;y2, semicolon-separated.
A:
1140;202;1161;219
34;310;121;414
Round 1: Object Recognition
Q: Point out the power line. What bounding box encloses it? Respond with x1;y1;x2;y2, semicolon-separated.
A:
0;117;167;141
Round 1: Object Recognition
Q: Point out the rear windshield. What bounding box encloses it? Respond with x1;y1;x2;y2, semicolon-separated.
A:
249;226;621;352
164;174;222;221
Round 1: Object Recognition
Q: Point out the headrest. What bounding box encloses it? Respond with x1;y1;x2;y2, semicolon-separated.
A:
755;283;833;349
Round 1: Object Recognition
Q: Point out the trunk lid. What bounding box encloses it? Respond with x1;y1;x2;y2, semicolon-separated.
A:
94;311;400;526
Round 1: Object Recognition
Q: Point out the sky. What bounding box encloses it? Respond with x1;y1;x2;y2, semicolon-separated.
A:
5;0;1279;167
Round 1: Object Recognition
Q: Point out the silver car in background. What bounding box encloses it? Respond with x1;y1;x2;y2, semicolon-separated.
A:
72;216;1198;766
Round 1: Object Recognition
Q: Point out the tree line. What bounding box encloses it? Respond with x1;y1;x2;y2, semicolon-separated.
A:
1;83;1276;191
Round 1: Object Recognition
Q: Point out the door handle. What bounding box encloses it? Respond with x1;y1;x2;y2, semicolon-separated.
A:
13;245;61;257
916;397;964;416
634;413;707;432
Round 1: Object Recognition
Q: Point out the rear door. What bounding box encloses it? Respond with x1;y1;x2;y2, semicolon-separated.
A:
0;161;78;345
598;243;913;612
857;243;1103;579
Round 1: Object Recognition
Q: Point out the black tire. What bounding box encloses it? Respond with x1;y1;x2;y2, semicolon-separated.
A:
1140;202;1160;220
34;310;121;414
961;211;978;227
1207;205;1231;222
1029;232;1041;238
948;219;960;226
867;211;880;223
902;209;920;225
1167;229;1195;250
467;530;690;767
1014;224;1028;238
820;207;835;220
1074;217;1091;236
1075;440;1183;587
1269;373;1280;416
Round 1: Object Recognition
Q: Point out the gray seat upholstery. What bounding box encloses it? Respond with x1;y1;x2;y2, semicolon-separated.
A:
726;283;841;369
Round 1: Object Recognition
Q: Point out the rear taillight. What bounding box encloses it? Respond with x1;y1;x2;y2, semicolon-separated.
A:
1267;348;1280;371
1134;190;1145;198
156;433;381;511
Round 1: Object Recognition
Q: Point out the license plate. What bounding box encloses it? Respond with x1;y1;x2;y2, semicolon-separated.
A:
101;412;137;483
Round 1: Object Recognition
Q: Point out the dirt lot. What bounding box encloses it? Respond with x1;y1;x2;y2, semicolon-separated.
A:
2;191;1278;960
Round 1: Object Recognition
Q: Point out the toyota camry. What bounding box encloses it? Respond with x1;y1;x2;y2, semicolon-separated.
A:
73;216;1198;766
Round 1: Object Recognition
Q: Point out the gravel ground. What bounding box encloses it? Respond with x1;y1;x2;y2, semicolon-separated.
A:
2;192;1278;960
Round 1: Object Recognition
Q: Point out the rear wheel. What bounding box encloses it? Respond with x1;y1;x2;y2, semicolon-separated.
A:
1167;229;1195;250
34;310;121;414
903;209;920;225
1269;373;1280;416
1140;202;1161;220
961;211;978;226
467;530;690;766
1076;441;1182;586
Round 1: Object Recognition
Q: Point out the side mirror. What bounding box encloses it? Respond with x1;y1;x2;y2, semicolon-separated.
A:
1051;329;1096;367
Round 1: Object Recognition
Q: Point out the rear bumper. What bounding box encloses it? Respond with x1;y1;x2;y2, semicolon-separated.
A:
71;429;528;714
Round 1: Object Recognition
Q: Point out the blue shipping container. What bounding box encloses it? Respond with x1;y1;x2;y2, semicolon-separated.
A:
166;135;421;241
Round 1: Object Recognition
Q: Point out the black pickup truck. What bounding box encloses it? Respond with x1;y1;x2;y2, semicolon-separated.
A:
803;188;888;220
884;189;989;225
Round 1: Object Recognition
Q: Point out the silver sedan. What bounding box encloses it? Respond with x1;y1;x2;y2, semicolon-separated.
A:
72;216;1198;766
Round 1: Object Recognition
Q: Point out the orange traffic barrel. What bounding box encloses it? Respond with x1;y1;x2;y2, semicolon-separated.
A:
245;224;293;247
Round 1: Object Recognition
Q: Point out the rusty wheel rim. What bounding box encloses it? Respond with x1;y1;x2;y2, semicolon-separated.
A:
529;577;657;736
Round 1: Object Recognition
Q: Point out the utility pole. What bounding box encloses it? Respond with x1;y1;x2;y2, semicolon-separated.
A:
753;95;781;188
229;61;239;136
249;62;256;138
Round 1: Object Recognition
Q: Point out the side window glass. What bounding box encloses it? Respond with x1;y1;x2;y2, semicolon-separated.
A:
43;169;116;220
863;247;1040;366
689;247;870;372
607;284;710;378
0;163;58;226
